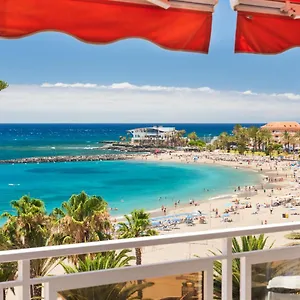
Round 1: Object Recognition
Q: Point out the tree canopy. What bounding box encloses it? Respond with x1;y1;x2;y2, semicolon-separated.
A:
0;81;8;91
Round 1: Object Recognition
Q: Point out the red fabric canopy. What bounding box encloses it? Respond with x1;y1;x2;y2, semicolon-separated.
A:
235;11;300;54
0;0;213;53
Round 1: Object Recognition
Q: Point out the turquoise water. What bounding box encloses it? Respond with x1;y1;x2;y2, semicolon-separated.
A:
0;160;260;216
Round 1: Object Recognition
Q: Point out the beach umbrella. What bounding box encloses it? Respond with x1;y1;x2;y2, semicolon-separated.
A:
231;0;300;54
222;213;230;218
0;0;218;54
190;212;200;217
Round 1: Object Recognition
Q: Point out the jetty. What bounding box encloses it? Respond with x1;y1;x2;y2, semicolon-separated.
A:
0;154;134;165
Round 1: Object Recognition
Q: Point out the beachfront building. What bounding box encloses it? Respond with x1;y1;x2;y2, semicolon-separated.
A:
128;126;177;144
261;122;300;146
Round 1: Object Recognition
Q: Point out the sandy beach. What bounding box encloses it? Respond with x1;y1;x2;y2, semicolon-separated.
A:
130;151;300;263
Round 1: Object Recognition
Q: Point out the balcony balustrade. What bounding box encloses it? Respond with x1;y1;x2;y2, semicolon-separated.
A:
1;222;300;300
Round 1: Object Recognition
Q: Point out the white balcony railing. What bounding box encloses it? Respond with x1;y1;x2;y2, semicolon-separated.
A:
2;222;300;300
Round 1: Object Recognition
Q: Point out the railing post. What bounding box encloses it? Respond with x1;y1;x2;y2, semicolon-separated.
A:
240;257;252;299
204;262;214;300
222;238;232;300
18;260;31;300
44;282;57;300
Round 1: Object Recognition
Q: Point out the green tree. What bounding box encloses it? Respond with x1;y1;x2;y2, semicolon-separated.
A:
233;124;243;136
51;192;112;251
0;80;8;91
210;234;274;299
187;132;198;141
175;129;187;146
59;250;153;300
118;209;157;299
247;126;259;152
294;131;300;146
188;139;206;148
118;209;157;266
258;128;273;152
1;196;59;299
282;131;291;152
217;132;234;152
0;230;17;300
233;127;249;154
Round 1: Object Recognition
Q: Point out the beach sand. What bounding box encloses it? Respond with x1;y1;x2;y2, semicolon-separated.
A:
132;151;300;263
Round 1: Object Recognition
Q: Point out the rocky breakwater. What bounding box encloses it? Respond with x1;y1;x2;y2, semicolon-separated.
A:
101;143;169;153
0;154;134;165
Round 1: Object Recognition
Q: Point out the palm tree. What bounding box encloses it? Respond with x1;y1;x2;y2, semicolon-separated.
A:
187;132;198;141
118;209;157;299
294;131;300;148
118;209;157;266
175;130;186;146
247;126;259;152
233;127;249;154
289;136;297;152
233;124;243;136
51;192;112;262
0;80;8;91
217;132;233;152
59;250;154;300
1;196;59;299
258;128;273;152
210;234;274;299
0;230;17;300
282;131;291;152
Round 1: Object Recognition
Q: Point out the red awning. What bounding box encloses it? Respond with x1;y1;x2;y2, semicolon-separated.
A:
232;0;300;54
0;0;217;53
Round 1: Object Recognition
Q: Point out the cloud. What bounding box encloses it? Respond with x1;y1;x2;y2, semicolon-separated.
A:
41;83;98;88
0;83;300;123
270;93;300;100
41;82;216;93
242;90;257;96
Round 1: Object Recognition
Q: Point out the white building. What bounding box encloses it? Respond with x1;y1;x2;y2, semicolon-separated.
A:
128;126;177;143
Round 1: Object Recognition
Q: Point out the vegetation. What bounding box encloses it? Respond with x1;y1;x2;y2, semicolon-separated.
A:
1;196;60;299
118;209;158;299
51;191;111;243
210;234;274;299
285;232;300;240
117;209;158;266
0;80;8;91
0;192;115;299
59;250;153;300
0;196;159;300
214;124;277;155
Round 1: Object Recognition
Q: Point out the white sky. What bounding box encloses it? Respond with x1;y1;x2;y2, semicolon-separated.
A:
0;83;299;123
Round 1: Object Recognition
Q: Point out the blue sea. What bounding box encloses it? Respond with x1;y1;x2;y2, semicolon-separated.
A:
0;123;262;215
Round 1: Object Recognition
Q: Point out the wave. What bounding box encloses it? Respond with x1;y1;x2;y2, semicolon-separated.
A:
35;146;100;150
209;194;236;201
8;183;21;186
83;147;99;150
